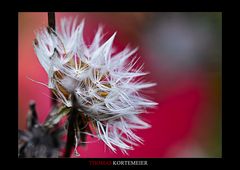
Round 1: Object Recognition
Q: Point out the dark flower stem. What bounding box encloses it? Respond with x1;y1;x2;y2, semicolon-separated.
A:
47;12;75;157
48;12;57;106
64;94;79;157
64;110;76;157
48;12;56;30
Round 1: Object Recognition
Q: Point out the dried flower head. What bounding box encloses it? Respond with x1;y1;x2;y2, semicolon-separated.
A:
33;17;157;154
18;101;64;158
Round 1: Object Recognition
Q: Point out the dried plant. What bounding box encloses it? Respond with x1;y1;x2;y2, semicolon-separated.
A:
23;13;157;157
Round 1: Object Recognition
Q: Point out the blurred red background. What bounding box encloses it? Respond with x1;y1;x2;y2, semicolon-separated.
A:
18;12;221;158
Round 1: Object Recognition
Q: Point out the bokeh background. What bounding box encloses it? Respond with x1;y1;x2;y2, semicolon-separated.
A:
18;12;222;158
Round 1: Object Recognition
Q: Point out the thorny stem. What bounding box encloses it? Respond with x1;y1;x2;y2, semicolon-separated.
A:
48;12;57;106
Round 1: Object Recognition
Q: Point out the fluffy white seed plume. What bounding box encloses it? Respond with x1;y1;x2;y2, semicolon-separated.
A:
33;17;157;153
